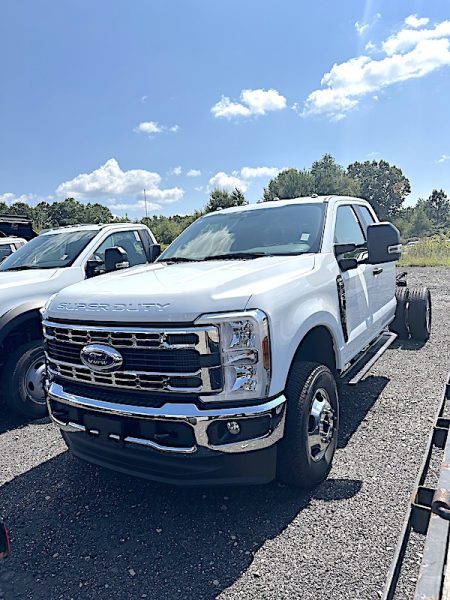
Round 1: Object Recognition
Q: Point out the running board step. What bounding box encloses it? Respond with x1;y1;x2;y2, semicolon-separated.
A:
342;331;397;386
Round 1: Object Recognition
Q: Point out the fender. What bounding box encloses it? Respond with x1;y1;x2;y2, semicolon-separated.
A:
0;300;47;347
267;309;345;397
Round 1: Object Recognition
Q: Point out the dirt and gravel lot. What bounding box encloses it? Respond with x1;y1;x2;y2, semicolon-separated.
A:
0;267;449;600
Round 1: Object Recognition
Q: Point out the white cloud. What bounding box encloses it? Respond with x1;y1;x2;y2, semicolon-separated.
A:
169;166;182;176
365;41;376;53
355;13;381;36
405;15;430;29
383;19;450;55
211;88;287;119
208;172;248;192
303;17;450;120
56;158;184;210
194;186;204;192
187;169;202;177
355;22;369;36
438;154;450;163
0;192;37;205
240;166;280;179
134;121;162;134
134;121;179;136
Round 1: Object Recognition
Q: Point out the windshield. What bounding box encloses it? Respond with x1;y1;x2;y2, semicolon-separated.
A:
159;203;325;261
0;230;97;271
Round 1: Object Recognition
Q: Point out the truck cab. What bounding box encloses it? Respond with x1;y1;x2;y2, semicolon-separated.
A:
0;237;27;263
43;196;427;487
0;222;160;418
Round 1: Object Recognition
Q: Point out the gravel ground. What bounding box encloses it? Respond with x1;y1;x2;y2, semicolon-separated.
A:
0;267;449;600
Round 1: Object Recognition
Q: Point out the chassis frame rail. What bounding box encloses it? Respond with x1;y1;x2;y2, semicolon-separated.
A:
383;374;450;599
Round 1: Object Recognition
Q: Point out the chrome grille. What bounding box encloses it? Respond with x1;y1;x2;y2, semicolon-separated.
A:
43;320;222;394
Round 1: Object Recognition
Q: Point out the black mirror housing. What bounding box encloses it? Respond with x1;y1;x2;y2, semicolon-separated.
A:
367;222;402;264
338;257;358;272
105;246;130;272
86;256;104;278
150;244;161;262
334;243;356;256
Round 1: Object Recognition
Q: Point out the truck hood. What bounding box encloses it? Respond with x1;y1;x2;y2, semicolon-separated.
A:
0;268;82;317
47;255;316;323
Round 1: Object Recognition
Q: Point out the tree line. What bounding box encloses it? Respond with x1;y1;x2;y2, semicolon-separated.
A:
1;154;449;243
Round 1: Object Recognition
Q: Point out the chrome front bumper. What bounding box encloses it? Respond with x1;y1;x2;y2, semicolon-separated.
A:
47;382;286;455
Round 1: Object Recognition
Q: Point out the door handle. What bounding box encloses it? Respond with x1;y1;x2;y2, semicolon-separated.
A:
372;267;383;276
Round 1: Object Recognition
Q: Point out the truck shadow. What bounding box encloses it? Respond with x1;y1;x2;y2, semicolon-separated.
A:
0;401;49;436
338;375;389;448
0;452;362;600
391;339;426;352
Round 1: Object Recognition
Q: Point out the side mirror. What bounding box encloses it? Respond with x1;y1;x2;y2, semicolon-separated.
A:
0;522;10;560
105;246;130;272
86;256;104;278
338;257;358;272
149;244;161;262
367;222;402;264
334;243;356;256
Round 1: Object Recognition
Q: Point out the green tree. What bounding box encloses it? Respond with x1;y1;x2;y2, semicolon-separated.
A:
83;203;114;224
311;154;359;196
419;189;450;229
410;206;433;237
47;198;85;226
204;188;247;213
263;168;314;201
347;160;411;219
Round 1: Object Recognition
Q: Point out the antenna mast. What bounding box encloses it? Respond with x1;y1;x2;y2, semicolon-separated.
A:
143;189;149;220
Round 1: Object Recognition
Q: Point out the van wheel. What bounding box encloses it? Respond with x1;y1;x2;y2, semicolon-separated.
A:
408;286;431;342
389;287;409;339
278;361;339;489
3;340;47;418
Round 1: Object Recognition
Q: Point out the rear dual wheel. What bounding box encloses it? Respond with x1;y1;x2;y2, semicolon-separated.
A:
408;286;432;342
389;285;431;342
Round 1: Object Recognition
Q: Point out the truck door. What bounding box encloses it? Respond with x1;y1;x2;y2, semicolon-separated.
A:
334;205;373;362
354;205;397;333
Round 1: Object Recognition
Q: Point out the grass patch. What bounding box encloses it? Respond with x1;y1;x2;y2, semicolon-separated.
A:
399;235;450;267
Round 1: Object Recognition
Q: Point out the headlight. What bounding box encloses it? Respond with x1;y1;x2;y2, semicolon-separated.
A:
195;309;271;402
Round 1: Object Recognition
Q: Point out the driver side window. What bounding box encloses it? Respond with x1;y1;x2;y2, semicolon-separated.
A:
89;230;147;273
334;205;367;260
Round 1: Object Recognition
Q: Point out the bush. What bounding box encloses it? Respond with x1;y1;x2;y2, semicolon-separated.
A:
399;235;450;267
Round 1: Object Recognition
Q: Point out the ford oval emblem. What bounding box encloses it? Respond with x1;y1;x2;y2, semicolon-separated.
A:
80;344;123;373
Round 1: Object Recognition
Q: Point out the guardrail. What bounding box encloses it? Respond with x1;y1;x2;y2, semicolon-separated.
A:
383;374;450;599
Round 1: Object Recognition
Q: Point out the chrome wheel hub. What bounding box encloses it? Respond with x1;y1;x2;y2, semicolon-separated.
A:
307;388;335;462
25;356;46;405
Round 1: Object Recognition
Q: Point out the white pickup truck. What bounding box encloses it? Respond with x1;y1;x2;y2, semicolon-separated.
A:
0;222;160;418
42;196;431;487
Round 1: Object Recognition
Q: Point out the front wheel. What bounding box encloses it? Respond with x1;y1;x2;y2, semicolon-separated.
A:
3;340;47;418
277;361;339;489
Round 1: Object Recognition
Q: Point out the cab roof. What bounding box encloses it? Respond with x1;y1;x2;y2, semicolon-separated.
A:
39;222;146;236
203;195;368;216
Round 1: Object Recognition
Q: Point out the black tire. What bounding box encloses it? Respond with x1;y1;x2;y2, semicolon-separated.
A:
389;286;409;339
408;286;431;342
277;361;339;489
3;340;47;418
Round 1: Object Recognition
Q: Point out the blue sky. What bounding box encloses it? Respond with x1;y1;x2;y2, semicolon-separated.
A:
1;0;450;218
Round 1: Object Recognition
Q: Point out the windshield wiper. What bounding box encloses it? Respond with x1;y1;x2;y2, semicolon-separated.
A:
160;256;202;263
202;252;269;261
2;265;43;271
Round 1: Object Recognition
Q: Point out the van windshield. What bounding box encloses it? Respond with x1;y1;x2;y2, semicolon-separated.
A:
159;203;325;261
0;230;97;271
